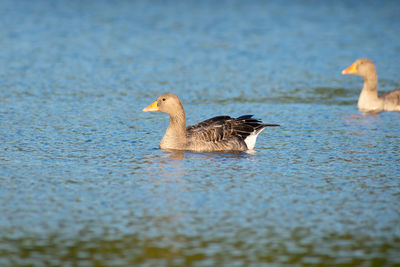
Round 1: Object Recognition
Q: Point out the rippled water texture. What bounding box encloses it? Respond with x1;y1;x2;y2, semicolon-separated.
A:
1;0;400;266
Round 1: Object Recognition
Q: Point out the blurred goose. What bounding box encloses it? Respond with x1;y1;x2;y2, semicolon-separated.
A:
143;93;279;152
342;58;400;112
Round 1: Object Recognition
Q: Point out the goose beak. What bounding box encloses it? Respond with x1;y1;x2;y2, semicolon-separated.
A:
341;62;358;75
143;100;159;112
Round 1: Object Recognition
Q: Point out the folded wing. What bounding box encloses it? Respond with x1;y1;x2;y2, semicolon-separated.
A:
186;115;279;151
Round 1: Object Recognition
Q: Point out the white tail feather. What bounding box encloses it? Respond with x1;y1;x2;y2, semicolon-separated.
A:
244;128;265;150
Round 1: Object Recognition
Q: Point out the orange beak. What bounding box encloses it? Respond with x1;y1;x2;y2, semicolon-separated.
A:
142;100;159;112
341;62;358;75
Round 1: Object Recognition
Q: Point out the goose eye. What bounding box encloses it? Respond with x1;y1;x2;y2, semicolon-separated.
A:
162;98;166;101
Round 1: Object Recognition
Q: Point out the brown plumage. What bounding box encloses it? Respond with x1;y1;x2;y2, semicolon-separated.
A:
143;93;279;152
342;58;400;112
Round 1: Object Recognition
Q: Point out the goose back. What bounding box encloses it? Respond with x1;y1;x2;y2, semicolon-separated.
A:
186;115;279;151
380;89;400;111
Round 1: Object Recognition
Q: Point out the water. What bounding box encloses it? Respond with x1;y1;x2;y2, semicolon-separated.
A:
1;0;400;266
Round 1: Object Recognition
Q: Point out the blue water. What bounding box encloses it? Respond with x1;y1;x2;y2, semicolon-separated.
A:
1;0;400;266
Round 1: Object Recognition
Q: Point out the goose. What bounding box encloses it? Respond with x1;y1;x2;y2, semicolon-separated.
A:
142;93;279;152
341;58;400;112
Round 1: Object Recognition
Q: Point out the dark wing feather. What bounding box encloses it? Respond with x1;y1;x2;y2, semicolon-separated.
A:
380;89;400;105
186;116;234;143
233;115;279;139
187;115;279;143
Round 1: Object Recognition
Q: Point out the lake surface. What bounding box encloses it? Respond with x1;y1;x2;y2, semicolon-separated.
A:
1;0;400;266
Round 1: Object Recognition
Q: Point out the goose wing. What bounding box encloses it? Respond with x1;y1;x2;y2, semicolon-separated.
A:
186;115;278;144
380;89;400;106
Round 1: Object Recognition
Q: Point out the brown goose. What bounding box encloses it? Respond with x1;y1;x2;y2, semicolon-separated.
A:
342;58;400;112
143;93;279;152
